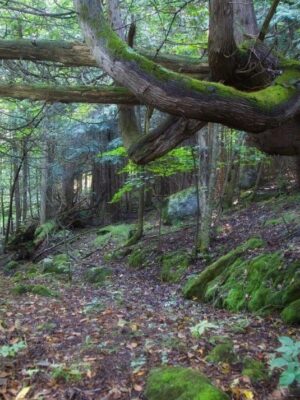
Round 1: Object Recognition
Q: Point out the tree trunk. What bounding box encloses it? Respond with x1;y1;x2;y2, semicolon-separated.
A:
22;141;29;223
12;144;21;231
5;155;24;245
40;140;55;224
197;123;220;252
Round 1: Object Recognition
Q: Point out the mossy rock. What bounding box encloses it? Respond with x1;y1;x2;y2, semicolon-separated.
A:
242;358;267;382
187;246;300;321
84;266;112;284
145;366;229;400
206;342;236;364
183;237;264;300
4;260;19;272
161;251;190;283
12;284;58;297
163;187;198;225
281;299;300;324
94;224;134;247
207;253;283;312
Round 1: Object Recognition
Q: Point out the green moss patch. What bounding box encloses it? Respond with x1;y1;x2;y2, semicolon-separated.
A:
281;299;300;324
128;248;147;269
161;251;190;283
4;260;19;272
12;284;58;297
183;238;300;323
42;253;70;274
34;220;56;245
94;224;134;247
183;237;264;300
145;366;229;400
207;341;236;364
242;358;267;382
84;266;112;284
265;211;300;227
127;244;154;269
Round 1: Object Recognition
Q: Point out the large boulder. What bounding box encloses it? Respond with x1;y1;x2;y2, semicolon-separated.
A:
145;366;229;400
183;237;264;300
163;187;198;224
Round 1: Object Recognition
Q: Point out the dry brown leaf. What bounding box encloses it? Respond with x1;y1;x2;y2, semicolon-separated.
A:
15;386;31;400
133;384;143;392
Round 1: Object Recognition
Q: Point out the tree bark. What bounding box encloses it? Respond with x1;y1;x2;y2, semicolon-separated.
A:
0;39;209;77
208;0;237;83
0;84;139;104
73;0;300;134
233;0;258;43
198;123;220;252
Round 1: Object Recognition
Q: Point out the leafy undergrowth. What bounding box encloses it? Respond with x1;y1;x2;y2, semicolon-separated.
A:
0;193;299;400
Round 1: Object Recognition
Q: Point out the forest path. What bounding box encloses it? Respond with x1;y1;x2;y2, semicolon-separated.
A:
0;240;294;400
2;192;300;400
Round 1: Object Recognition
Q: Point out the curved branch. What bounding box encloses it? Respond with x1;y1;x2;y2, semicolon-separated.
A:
128;117;205;164
74;0;300;133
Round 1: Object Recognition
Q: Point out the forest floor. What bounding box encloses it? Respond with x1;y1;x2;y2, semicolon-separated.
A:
0;192;300;400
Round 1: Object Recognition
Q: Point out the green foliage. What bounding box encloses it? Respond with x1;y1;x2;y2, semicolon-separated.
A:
42;253;70;274
242;358;267;382
270;336;300;387
12;284;58;297
0;341;27;358
102;146;194;203
94;224;134;246
160;251;190;283
128;247;149;269
281;299;300;324
145;367;229;400
190;320;219;337
34;220;57;245
265;211;300;227
207;341;236;364
4;260;19;272
84;266;112;284
50;364;83;383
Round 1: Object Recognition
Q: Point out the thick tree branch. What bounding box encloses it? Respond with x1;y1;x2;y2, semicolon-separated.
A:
0;39;209;77
128;117;205;164
73;0;300;133
0;84;140;104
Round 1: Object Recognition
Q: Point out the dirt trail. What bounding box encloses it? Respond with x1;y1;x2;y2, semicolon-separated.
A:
1;194;300;399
